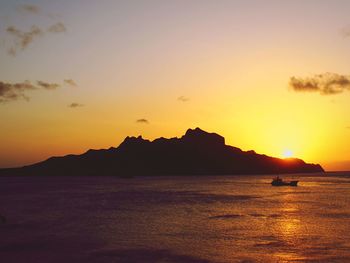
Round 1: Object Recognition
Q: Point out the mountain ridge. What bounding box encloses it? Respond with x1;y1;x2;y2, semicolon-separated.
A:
0;128;324;176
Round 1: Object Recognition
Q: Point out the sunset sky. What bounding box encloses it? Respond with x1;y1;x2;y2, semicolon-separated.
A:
1;0;350;171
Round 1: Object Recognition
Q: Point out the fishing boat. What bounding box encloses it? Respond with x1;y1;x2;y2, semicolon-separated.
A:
271;176;298;186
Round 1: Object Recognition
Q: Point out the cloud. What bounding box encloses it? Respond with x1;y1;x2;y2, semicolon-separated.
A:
68;102;84;108
36;81;60;90
0;81;36;103
8;47;16;56
5;22;67;55
64;79;77;87
6;25;43;55
341;26;350;37
18;4;40;14
136;119;149;124
48;22;66;33
289;73;350;95
0;80;63;103
177;96;190;102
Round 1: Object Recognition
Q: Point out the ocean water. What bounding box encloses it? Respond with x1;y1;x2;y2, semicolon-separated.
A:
1;173;350;262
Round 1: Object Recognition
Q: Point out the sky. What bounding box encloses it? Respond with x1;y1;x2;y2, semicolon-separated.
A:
0;0;350;171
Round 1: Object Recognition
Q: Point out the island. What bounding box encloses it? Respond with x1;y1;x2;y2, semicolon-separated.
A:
0;128;324;176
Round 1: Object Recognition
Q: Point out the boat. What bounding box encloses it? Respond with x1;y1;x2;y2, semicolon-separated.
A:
271;176;298;186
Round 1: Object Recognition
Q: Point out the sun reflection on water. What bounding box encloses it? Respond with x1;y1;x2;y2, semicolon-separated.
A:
271;189;306;262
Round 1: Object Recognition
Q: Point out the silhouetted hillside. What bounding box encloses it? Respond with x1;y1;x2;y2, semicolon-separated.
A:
0;128;324;176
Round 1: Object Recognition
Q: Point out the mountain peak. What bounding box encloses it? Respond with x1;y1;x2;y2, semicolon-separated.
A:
183;127;225;145
119;135;150;148
184;127;205;135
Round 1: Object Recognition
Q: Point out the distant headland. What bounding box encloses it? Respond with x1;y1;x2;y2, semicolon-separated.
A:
0;128;324;176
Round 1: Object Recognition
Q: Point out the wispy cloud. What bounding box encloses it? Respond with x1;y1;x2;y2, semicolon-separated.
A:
177;96;190;102
1;80;63;103
5;22;67;56
18;4;40;14
48;22;66;33
3;3;67;56
0;81;35;102
341;26;350;38
136;119;149;124
64;79;77;87
6;25;43;55
289;73;350;95
37;81;60;90
68;102;84;108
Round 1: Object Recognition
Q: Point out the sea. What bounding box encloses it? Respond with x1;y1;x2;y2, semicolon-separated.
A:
1;173;350;262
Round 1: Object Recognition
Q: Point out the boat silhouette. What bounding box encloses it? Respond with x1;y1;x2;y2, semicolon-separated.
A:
271;176;298;186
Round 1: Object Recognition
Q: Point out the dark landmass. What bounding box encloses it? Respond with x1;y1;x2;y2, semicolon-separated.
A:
0;128;324;176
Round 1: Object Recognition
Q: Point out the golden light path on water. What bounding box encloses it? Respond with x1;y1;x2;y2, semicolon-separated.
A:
272;188;305;262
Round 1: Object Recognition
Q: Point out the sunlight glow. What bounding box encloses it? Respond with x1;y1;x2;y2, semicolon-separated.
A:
282;149;294;158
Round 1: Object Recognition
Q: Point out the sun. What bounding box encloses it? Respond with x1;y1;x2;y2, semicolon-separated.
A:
282;149;294;158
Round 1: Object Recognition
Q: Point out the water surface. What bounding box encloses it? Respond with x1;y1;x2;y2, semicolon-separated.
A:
1;173;350;262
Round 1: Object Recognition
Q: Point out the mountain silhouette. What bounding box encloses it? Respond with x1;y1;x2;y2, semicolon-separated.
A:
0;128;324;176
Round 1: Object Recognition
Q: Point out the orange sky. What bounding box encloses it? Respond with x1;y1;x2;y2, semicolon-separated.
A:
1;1;350;170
